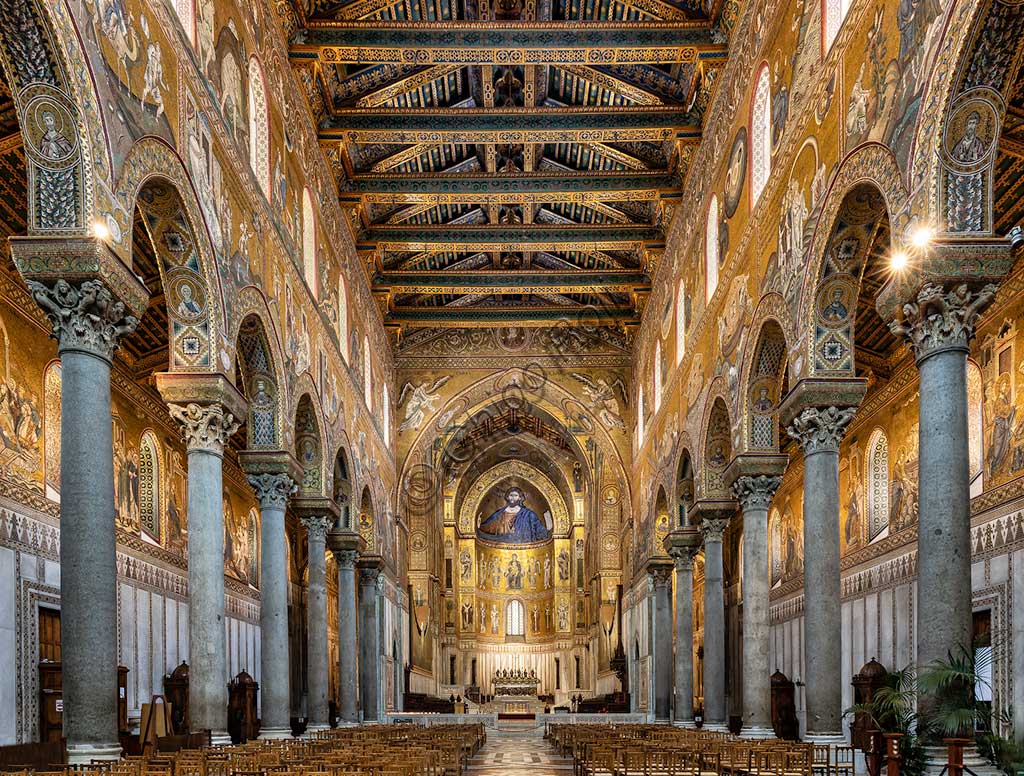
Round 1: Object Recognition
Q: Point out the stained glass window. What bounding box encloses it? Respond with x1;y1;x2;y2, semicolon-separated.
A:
364;335;372;410
302;189;318;297
676;280;686;365
248;58;270;198
338;277;350;363
174;0;196;45
706;195;719;302
751;66;771;207
44;362;61;498
823;0;852;52
653;341;662;413
506;600;525;636
867;429;889;540
139;433;160;543
967;360;984;492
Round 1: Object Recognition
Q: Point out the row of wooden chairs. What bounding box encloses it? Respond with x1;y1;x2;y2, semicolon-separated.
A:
545;723;856;776
2;725;486;776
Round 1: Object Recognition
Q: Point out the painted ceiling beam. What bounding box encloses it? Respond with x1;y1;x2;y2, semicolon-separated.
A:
292;22;723;65
348;171;678;202
385;305;640;326
321;108;699;144
375;270;650;294
360;223;662;251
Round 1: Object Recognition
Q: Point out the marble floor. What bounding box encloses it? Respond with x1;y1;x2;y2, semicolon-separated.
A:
467;722;572;776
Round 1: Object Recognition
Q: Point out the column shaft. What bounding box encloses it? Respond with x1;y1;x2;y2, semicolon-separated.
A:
652;566;673;720
803;446;842;737
336;554;359;722
303;518;332;730
673;557;695;724
60;350;120;760
260;501;290;736
702;522;727;729
358;563;383;722
186;448;230;741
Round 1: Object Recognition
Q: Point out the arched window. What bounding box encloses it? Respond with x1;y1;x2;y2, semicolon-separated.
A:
653;341;662;413
506;600;525;637
382;383;390;448
866;429;889;540
363;335;372;410
338;277;350;363
822;0;852;52
302;188;318;297
676;280;686;365
636;384;645;448
248;57;270;198
769;509;783;584
705;195;719;303
173;0;196;45
967;360;984;496
248;508;260;585
43;361;62;500
750;64;771;207
139;432;161;543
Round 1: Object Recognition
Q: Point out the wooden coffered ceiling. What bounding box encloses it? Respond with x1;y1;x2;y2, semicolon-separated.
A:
283;0;729;339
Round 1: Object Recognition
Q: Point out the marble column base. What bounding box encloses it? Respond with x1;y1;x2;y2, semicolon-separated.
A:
672;719;696;728
210;731;232;746
304;723;331;736
739;726;775;739
702;722;729;732
923;746;1001;776
66;743;123;763
804;732;846;746
259;727;293;740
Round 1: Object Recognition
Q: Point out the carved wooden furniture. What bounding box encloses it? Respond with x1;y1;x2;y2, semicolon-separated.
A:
770;669;799;740
163;661;190;735
227;670;259;744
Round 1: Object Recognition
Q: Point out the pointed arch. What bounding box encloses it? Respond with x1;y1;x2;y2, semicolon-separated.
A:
699;382;733;500
248;56;270;198
302;188;318;297
750;63;771;208
235;311;284;450
967;359;984;494
705;195;720;303
295;389;327;497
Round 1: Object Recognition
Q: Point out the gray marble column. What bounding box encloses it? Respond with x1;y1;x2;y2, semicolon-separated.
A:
650;562;674;721
731;474;782;738
332;547;360;723
168;403;241;744
302;516;333;731
358;558;384;722
701;518;729;731
248;473;296;738
27;279;139;762
891;283;996;731
787;406;856;742
669;547;698;725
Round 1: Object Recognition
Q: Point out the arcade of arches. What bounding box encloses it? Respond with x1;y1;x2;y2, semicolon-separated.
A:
0;0;1023;770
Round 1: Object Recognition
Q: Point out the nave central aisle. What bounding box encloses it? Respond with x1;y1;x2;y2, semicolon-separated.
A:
467;725;572;776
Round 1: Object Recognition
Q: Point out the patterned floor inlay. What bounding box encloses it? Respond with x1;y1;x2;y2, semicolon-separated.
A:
468;724;573;775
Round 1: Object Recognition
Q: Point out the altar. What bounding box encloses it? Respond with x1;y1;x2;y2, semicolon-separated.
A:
488;669;547;718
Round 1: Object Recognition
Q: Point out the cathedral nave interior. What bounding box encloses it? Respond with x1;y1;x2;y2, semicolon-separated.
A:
0;0;1023;773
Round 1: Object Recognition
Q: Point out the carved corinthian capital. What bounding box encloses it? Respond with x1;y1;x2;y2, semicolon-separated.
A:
26;278;139;360
669;545;699;573
169;402;241;454
333;549;359;569
247;473;296;510
786;406;856;455
730;474;782;512
888;283;997;362
701;518;729;543
302;515;334;542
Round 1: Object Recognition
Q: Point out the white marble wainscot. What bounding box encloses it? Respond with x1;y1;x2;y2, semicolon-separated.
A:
768;500;1024;746
381;575;407;714
0;496;262;744
621;575;652;717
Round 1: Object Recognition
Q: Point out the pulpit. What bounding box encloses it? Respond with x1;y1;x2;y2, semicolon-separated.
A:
228;671;259;743
163;661;190;734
